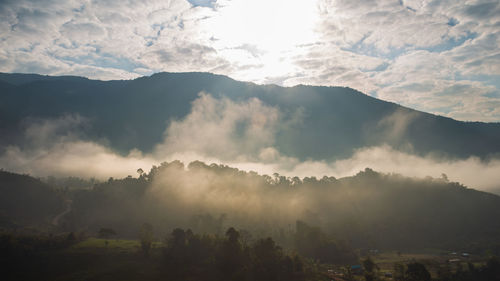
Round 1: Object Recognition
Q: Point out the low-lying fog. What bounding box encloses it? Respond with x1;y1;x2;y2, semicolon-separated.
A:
1;92;500;193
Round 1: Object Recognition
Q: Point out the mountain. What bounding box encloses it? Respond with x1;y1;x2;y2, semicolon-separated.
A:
1;72;500;160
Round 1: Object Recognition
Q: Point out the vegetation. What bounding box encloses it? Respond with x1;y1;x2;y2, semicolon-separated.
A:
2;72;500;160
162;227;310;281
54;161;500;252
0;171;64;227
2;230;499;280
0;228;316;281
1;161;500;280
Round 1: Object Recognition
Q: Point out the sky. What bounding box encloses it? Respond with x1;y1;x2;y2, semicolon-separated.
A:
0;0;499;121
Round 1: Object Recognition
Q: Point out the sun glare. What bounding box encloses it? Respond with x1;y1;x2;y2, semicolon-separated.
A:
205;0;320;80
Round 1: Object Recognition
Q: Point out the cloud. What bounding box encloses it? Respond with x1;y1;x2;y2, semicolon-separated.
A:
0;114;156;178
376;108;419;141
327;145;500;193
22;114;89;144
1;94;500;194
1;0;500;121
293;0;500;121
155;92;280;162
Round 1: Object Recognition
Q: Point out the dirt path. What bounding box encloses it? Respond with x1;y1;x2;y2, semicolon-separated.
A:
52;199;72;226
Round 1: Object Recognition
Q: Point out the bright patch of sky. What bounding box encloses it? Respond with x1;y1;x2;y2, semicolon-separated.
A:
0;0;499;121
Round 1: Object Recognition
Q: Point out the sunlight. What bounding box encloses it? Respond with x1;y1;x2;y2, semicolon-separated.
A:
205;0;320;79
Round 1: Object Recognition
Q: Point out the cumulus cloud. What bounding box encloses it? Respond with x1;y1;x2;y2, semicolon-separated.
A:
1;0;500;121
294;0;500;121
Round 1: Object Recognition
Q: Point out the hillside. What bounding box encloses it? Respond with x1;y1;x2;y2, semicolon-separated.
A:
0;171;64;227
28;161;499;253
2;164;500;280
1;72;500;160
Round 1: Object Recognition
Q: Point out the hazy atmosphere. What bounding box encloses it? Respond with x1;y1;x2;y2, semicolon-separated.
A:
2;92;500;193
1;1;500;281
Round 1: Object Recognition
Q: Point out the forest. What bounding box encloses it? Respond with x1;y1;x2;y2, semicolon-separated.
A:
1;161;500;280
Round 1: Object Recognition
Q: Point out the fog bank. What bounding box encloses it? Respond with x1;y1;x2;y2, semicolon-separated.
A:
1;93;499;192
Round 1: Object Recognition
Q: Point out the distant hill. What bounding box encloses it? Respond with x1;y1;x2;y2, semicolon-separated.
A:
54;162;500;252
1;72;500;160
0;170;64;227
1;164;500;251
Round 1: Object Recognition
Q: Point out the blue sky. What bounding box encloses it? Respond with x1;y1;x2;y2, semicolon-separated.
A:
0;0;499;121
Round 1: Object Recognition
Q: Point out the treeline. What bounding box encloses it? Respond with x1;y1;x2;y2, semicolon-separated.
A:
42;175;99;190
0;232;78;280
162;227;311;281
0;227;321;281
2;229;499;281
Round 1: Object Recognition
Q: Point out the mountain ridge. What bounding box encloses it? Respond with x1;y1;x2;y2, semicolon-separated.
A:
1;71;500;161
3;71;497;125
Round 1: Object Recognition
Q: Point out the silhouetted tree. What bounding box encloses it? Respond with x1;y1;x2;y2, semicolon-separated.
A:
405;262;430;281
483;256;500;281
140;223;154;257
363;256;378;281
217;227;246;281
251;237;283;281
294;220;357;264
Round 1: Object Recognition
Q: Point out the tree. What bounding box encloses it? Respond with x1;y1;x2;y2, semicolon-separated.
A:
251;237;283;281
294;220;357;264
140;223;154;257
137;168;144;178
363;256;378;281
405;262;431;281
483;256;500;281
163;228;189;279
218;227;246;281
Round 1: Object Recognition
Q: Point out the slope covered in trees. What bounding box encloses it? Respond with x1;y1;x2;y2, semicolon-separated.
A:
1;72;500;160
0;170;64;227
3;162;498;255
2;163;500;280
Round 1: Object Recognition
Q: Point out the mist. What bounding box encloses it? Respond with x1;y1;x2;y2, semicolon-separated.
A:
1;92;500;193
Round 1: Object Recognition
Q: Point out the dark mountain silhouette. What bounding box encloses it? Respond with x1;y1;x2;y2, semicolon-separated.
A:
1;72;500;160
0;170;64;227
